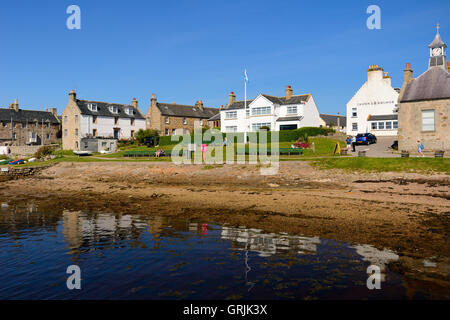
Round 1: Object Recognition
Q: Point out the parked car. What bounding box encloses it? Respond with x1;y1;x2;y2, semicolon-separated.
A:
355;133;377;145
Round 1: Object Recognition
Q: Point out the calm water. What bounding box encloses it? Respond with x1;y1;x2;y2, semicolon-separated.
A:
0;201;444;300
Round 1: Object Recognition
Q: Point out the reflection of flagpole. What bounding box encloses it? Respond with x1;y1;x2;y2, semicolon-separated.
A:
244;242;254;292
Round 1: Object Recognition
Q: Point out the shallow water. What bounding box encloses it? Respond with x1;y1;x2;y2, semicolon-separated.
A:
0;201;444;300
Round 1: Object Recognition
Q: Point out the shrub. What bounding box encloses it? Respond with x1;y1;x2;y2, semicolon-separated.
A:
34;145;55;159
134;129;159;144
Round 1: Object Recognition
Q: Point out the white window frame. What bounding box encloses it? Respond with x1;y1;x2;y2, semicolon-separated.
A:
393;121;398;129
225;126;237;133
165;116;170;124
352;108;357;118
251;123;271;131
421;110;435;132
251;106;271;116
385;121;392;130
371;122;377;130
287;105;298;115
88;103;98;112
183;117;187;125
225;111;237;119
352;123;358;131
378;122;384;130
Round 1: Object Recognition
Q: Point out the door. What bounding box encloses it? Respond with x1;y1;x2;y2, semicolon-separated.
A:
280;124;298;131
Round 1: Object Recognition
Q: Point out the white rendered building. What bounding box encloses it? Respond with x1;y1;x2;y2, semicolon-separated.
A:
221;86;321;133
346;66;400;136
62;90;146;150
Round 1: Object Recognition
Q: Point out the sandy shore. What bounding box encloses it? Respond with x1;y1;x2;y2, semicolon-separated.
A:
0;161;449;286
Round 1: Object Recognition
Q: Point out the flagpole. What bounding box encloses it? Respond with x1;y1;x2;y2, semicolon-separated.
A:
244;69;248;144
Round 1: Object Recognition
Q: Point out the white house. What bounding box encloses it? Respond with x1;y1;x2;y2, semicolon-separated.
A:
62;90;146;150
221;86;321;133
346;65;400;136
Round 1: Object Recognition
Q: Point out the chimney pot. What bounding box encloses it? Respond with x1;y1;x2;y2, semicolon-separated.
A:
228;91;236;107
69;90;76;102
447;61;450;72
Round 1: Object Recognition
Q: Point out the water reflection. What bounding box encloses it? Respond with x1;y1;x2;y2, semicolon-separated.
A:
0;201;445;300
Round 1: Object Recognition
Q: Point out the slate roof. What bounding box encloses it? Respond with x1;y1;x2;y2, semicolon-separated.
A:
276;116;304;122
76;100;145;119
429;31;447;48
227;94;310;110
156;103;219;119
367;114;398;121
400;67;450;102
208;113;221;121
320;114;347;127
0;108;59;124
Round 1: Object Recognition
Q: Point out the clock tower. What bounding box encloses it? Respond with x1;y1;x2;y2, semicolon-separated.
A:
428;24;447;70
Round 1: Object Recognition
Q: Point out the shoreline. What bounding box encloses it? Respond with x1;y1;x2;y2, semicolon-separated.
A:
0;161;449;285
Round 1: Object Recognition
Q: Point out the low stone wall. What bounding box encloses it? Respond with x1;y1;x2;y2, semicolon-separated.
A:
9;145;58;156
0;164;54;181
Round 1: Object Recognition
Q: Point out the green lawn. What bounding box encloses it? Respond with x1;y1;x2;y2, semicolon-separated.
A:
311;157;450;174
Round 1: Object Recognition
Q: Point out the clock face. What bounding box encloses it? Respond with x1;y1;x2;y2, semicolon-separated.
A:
432;48;442;56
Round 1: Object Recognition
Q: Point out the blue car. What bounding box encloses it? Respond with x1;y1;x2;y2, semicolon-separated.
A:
356;133;377;145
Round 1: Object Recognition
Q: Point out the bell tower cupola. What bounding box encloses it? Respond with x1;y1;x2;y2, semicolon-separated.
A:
428;23;447;70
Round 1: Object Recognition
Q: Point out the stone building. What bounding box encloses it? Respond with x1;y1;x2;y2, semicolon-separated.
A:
0;99;60;146
62;90;146;150
398;26;450;153
145;94;219;136
319;114;347;132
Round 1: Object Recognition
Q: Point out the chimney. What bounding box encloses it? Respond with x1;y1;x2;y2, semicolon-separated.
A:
220;105;224;110
403;63;413;84
368;65;383;83
69;90;76;102
11;99;19;111
49;108;58;118
131;97;138;108
195;100;204;111
228;92;236;107
447;61;450;72
150;94;157;108
337;112;340;129
286;85;293;100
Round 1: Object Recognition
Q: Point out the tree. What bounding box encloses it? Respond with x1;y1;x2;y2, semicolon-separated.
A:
134;129;159;144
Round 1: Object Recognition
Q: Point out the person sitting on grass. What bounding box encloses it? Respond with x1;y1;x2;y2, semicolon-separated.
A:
155;149;165;158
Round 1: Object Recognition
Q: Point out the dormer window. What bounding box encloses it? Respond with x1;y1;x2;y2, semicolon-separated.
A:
87;103;98;111
125;107;135;115
109;105;119;114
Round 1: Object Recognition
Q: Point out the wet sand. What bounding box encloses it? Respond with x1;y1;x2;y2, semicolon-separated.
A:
0;161;449;287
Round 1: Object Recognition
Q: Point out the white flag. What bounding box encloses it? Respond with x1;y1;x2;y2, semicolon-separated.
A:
244;69;249;83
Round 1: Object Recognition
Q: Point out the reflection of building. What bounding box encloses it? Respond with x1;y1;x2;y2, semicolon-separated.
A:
351;244;399;282
221;226;321;257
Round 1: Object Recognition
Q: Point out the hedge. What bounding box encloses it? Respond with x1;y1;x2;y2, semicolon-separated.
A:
159;127;335;146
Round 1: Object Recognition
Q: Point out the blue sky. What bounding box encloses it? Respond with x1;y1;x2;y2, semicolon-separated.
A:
0;0;448;116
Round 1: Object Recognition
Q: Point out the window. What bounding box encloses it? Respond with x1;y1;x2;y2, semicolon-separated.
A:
64;116;68;124
109;106;119;114
251;106;271;116
93;116;97;124
22;122;27;129
246;109;250;117
2;122;6;127
130;118;135;126
200;120;203;126
252;123;271;131
114;117;119;125
393;121;398;129
165;128;169;135
165;116;170;124
422;110;435;131
88;103;98;111
352;108;357;118
371;122;377;130
93;129;97;137
47;122;51;128
64;129;68;137
12;122;16;128
46;133;51;139
131;130;135;137
102;142;107;147
287;106;298;114
352;123;358;131
183;117;187;125
225;111;237;119
386;122;392;130
172;129;176;135
226;126;237;133
378;122;384;130
126;108;135;115
75;129;78;136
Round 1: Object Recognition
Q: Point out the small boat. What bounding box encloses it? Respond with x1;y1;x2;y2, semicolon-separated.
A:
9;159;25;165
0;159;11;165
73;151;92;156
